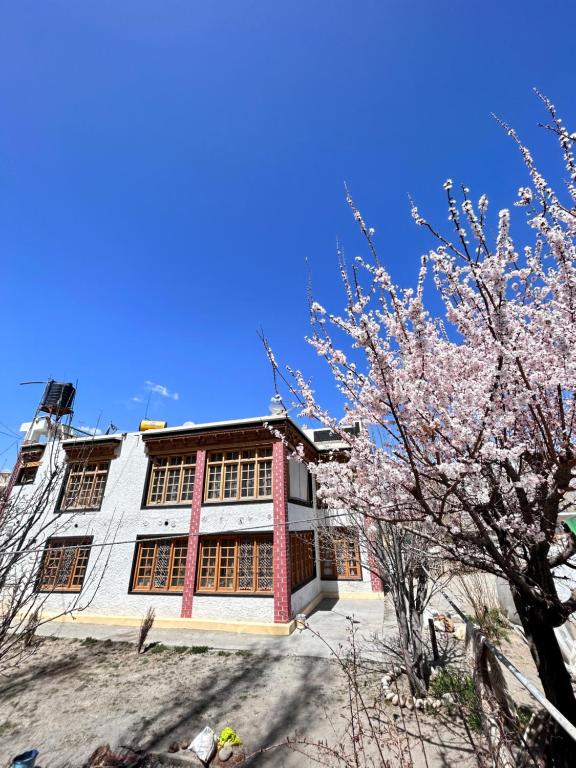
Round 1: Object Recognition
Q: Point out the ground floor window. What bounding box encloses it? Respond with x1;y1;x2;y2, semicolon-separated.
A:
319;528;362;580
197;535;273;594
131;536;188;593
290;531;316;590
37;537;92;592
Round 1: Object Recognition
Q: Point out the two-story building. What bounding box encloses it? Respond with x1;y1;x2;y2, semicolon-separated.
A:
10;414;381;635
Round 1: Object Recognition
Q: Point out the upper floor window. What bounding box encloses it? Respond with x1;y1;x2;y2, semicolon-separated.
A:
146;454;196;505
131;536;188;593
61;462;110;510
288;459;311;503
204;447;273;502
37;537;92;592
15;445;45;486
15;466;38;486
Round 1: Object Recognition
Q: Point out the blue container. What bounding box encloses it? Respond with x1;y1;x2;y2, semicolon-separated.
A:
11;750;39;768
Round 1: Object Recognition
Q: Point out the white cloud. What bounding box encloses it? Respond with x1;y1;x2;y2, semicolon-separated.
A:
145;381;179;401
79;425;103;436
132;396;144;403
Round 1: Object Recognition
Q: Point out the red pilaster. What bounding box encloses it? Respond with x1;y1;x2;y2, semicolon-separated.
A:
368;549;384;592
365;521;384;592
181;448;206;618
272;441;291;623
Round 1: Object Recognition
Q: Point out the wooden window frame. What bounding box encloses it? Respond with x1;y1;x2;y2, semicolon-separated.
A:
37;537;92;593
130;536;189;594
319;528;362;581
290;530;316;591
59;461;110;511
196;535;274;595
145;453;197;507
15;465;39;486
204;446;273;503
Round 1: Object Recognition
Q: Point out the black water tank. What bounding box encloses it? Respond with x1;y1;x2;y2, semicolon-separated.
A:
39;381;75;416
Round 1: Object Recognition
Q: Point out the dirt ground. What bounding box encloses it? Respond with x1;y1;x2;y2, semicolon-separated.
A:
0;635;495;768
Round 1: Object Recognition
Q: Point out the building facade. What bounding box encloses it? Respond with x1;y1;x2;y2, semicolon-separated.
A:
9;415;380;634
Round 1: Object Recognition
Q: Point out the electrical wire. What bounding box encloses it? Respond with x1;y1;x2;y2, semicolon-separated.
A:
0;508;358;557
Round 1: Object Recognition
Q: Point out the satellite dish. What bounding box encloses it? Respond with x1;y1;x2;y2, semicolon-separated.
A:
269;394;286;415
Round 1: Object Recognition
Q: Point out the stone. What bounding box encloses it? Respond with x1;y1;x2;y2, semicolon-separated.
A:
219;744;233;762
454;623;466;641
391;694;399;706
442;693;454;704
385;692;395;702
405;698;414;710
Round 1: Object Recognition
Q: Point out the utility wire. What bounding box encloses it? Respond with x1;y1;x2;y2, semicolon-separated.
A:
0;508;357;558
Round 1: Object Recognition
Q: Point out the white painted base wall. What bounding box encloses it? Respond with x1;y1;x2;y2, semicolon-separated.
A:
291;577;322;615
192;595;274;622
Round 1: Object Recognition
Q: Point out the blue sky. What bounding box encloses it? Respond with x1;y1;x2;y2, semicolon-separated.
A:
0;1;574;468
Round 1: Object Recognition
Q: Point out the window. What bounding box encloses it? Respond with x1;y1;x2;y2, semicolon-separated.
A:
320;528;362;580
146;454;196;505
61;462;110;510
288;459;310;502
205;447;273;502
197;536;273;594
131;537;188;593
15;466;38;486
37;537;92;592
290;531;316;590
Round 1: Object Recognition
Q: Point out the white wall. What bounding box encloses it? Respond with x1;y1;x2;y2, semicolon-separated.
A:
193;595;274;622
28;433;193;618
199;502;273;533
291;576;321;615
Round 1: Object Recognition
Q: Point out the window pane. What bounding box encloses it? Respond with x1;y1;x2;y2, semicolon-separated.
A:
199;543;217;589
240;462;255;497
223;464;238;498
256;539;273;592
150;467;166;503
258;459;272;497
165;468;180;502
218;540;236;590
207;465;222;499
238;539;254;591
153;542;170;587
170;541;188;588
181;467;195;501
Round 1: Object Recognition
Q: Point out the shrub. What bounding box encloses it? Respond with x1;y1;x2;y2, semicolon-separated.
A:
429;668;482;732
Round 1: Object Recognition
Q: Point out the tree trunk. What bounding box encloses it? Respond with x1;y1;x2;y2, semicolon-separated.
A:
511;589;576;768
391;584;427;697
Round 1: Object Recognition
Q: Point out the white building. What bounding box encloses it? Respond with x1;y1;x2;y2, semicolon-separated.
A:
8;415;380;635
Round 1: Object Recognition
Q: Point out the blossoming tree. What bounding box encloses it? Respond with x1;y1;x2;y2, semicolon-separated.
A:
286;94;576;764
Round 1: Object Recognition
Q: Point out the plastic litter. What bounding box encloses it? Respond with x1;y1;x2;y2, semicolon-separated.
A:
11;750;39;768
218;727;242;748
188;726;217;764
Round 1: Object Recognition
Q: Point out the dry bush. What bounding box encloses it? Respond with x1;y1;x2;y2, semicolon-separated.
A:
137;607;155;654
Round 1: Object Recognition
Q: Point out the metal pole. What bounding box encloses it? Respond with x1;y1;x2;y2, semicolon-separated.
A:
428;617;439;663
432;577;576;743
